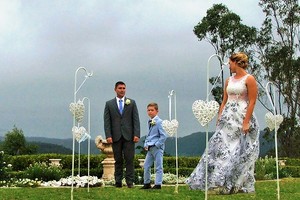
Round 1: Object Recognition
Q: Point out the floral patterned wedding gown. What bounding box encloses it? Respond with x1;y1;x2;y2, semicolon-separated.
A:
186;74;260;194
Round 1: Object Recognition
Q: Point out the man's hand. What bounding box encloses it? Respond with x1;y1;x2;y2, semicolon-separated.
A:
133;136;139;143
106;137;113;144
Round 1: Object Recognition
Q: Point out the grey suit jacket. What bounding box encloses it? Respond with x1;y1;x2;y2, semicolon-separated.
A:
104;97;140;142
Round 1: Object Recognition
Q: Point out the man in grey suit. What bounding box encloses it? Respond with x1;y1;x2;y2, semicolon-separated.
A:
104;81;140;188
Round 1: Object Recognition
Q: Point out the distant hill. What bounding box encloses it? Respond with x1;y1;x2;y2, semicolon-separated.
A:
25;137;100;154
1;131;273;156
136;130;273;157
28;141;73;154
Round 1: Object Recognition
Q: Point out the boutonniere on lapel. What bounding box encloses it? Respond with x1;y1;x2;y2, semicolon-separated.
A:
125;99;131;105
150;119;156;126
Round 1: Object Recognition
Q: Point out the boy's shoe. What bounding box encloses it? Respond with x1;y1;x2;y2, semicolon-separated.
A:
152;185;161;189
140;183;151;189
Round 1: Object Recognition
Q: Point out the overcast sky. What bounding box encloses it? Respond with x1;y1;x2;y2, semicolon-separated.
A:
0;0;266;140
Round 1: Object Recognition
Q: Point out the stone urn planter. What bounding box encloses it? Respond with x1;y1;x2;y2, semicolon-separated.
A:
49;159;61;166
95;135;115;181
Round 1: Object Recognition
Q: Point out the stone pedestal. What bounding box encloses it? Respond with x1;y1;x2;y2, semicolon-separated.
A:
101;157;115;180
95;136;115;181
138;158;145;168
49;159;61;166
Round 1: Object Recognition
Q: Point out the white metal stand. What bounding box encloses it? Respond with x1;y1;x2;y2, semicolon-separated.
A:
192;54;227;200
265;82;283;200
71;67;92;200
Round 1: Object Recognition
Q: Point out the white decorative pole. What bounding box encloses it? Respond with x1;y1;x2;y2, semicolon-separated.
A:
297;1;300;54
71;67;92;200
162;90;179;193
82;97;91;192
192;54;227;200
265;82;283;200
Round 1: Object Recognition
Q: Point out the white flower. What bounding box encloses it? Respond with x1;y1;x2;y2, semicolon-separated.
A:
150;119;156;126
41;176;104;188
125;99;131;105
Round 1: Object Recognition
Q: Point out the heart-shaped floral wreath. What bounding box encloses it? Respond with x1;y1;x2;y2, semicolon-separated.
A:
265;112;283;131
162;119;179;137
192;100;219;127
69;100;85;123
72;126;90;143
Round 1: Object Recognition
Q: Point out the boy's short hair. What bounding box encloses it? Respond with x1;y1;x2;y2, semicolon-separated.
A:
147;102;158;110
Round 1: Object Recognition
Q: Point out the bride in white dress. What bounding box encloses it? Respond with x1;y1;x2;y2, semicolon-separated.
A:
186;52;260;194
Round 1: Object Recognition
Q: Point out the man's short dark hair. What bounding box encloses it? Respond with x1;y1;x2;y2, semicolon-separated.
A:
115;81;126;89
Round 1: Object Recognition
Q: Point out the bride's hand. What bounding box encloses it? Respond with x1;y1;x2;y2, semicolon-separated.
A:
242;122;250;135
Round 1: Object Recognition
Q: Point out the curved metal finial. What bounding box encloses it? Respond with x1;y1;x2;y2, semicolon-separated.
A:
206;54;228;101
169;90;175;97
265;81;276;112
74;67;93;96
84;71;93;78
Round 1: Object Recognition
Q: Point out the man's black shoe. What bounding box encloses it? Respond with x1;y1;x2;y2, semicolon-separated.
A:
140;183;151;189
127;184;134;188
152;185;161;189
115;182;122;188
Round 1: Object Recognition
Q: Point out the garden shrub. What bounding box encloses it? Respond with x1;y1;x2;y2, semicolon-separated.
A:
285;158;300;166
23;162;65;181
0;151;7;180
255;156;277;180
281;166;300;177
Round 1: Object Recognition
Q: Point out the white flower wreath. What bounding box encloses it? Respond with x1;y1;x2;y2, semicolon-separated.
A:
192;100;219;127
72;126;90;143
69;100;85;123
162;119;179;137
265;112;283;131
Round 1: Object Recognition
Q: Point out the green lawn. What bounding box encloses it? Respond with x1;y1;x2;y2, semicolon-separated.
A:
0;178;299;200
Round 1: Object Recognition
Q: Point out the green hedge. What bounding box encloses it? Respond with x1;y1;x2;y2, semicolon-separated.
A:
284;158;300;166
4;154;300;182
7;154;106;171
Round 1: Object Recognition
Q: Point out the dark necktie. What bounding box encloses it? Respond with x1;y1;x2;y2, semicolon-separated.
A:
119;99;123;114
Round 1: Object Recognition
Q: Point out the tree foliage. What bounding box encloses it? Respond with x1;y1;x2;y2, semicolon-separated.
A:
2;126;37;155
256;0;300;157
193;3;257;103
194;1;300;157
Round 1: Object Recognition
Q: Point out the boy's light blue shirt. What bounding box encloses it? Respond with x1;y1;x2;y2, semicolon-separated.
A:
144;115;168;149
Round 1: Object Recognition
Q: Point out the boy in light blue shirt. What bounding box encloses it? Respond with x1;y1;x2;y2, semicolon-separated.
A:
141;102;168;189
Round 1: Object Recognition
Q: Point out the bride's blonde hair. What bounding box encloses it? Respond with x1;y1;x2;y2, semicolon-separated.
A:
229;52;249;69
